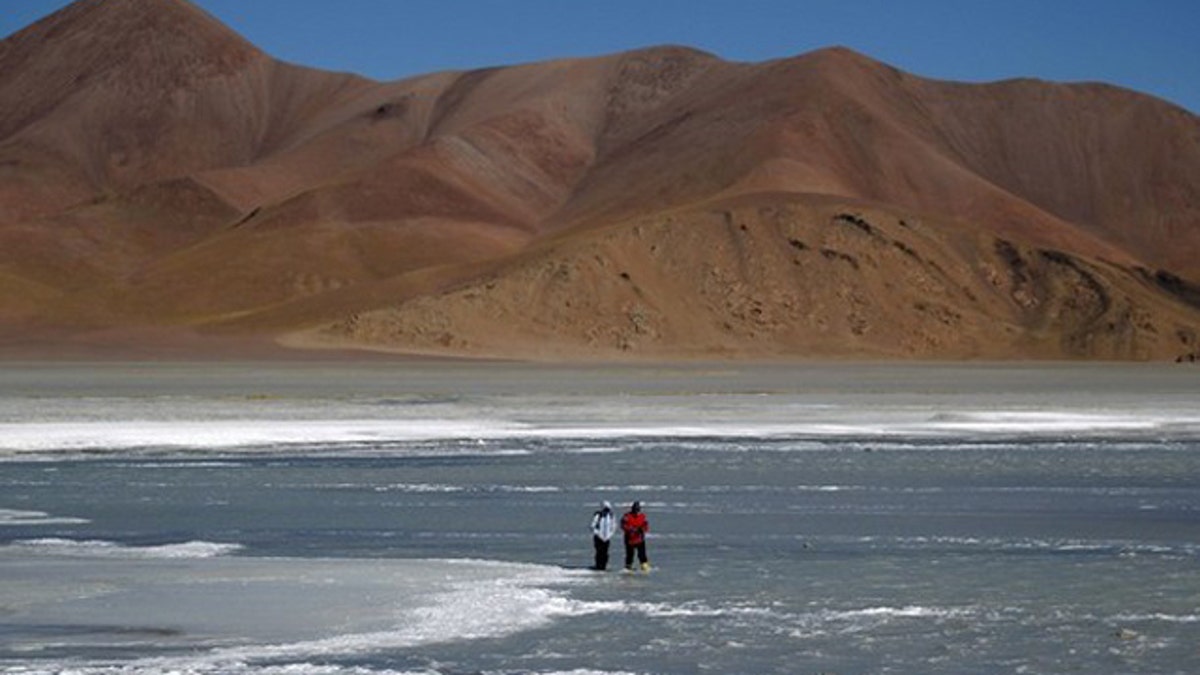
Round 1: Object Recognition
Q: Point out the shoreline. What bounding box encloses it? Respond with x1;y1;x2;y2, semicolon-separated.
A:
3;329;1197;366
2;359;1196;402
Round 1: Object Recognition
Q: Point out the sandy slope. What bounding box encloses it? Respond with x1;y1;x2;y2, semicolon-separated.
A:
1;0;1198;360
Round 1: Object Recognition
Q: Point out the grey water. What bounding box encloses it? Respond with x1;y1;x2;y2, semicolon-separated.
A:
1;362;1199;674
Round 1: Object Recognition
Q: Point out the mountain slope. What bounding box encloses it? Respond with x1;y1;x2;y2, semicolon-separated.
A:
1;0;1198;360
311;195;1200;361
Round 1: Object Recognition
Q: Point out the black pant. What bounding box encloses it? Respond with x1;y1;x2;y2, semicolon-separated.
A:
593;536;610;570
624;540;648;568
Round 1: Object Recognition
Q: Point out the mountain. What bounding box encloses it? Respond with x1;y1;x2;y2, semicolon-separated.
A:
2;0;1199;360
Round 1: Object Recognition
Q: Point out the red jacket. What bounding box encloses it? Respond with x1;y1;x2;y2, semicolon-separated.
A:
621;512;648;545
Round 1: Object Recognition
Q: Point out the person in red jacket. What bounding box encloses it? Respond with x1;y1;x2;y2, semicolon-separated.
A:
620;501;650;571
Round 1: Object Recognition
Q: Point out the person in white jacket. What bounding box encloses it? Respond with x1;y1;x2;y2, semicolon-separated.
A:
590;501;617;570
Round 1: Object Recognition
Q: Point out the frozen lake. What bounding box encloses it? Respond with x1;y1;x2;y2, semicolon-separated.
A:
1;362;1198;673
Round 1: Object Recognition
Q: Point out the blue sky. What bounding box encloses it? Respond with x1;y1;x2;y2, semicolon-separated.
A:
3;0;1198;113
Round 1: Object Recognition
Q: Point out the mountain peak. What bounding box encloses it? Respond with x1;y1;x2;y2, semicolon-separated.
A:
804;45;876;62
4;0;257;53
793;45;900;78
1;0;263;139
1;0;261;87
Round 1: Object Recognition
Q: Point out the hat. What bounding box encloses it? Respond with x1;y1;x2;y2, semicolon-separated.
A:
601;500;612;510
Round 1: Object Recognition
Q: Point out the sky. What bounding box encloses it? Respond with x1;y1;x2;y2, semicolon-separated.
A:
3;0;1198;114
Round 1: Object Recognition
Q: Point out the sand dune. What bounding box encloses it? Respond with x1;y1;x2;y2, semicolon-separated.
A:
2;0;1198;360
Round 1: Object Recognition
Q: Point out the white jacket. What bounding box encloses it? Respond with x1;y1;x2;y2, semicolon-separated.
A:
591;508;617;541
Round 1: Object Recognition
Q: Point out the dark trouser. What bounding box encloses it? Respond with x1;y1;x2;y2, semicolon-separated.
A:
624;540;648;568
593;536;610;570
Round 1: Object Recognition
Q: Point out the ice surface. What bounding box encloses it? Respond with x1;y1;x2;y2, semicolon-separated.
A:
3;405;1199;460
0;508;88;526
2;537;242;558
0;543;591;674
2;363;1198;673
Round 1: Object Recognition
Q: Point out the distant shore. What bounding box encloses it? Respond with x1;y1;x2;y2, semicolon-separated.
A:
3;323;1199;366
0;326;410;363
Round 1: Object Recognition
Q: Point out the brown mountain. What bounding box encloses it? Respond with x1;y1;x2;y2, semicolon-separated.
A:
2;0;1199;360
